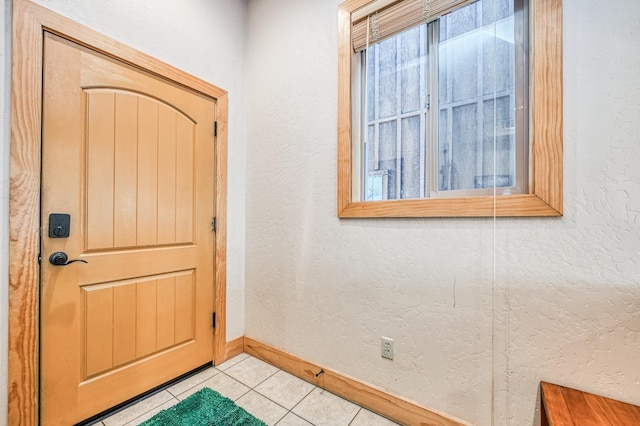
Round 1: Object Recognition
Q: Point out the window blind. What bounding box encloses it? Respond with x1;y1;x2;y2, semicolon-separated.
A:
352;0;476;51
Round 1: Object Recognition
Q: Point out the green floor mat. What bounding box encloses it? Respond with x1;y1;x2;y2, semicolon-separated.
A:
138;388;267;426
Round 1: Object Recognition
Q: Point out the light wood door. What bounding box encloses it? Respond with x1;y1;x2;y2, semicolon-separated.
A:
40;32;216;425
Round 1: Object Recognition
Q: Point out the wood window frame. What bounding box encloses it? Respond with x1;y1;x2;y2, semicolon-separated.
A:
8;0;229;423
338;0;563;217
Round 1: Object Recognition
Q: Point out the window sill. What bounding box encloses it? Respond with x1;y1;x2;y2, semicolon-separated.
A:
338;194;562;218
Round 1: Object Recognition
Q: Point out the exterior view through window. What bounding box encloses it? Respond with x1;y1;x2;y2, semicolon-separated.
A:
361;0;527;201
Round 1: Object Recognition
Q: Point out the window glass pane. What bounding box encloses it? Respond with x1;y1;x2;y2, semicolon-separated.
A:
481;96;515;188
366;48;376;122
441;1;478;40
438;109;450;190
482;0;511;25
438;0;516;192
447;20;479;103
401;116;422;199
366;124;376;173
378;120;398;199
377;38;397;119
365;125;386;201
482;18;514;95
450;103;478;190
400;26;426;114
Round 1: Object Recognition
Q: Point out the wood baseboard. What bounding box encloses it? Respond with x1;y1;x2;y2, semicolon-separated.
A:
243;337;467;426
224;336;245;362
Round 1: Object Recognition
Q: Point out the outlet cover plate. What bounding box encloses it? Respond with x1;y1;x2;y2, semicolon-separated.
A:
381;337;394;360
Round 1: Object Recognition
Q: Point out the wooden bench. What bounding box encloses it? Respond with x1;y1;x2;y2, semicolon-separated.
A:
541;381;640;425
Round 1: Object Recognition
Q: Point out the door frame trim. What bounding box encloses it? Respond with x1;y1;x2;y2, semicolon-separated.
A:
8;0;229;423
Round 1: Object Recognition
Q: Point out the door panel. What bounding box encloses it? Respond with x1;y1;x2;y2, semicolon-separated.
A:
80;270;196;378
41;32;216;425
85;90;196;250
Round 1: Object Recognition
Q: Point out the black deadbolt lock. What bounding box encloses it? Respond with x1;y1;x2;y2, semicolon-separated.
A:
48;213;70;238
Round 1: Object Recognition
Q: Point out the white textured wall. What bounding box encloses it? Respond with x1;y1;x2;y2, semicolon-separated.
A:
1;0;11;423
1;2;247;421
495;1;640;423
244;0;640;425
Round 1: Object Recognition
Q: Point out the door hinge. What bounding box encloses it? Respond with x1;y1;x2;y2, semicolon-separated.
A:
214;121;218;137
212;312;216;328
212;216;217;232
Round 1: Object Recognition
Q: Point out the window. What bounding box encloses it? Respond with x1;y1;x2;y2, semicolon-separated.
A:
338;0;562;217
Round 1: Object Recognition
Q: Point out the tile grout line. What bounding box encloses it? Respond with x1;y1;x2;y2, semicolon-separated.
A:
347;407;363;426
166;367;220;399
102;390;176;426
249;366;281;390
253;382;317;414
287;384;321;425
275;411;315;426
242;366;290;425
124;397;179;426
138;394;178;426
210;371;253;402
215;353;251;372
248;384;313;424
239;361;316;426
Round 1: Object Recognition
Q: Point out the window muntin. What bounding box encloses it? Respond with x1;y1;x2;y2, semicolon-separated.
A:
360;0;527;202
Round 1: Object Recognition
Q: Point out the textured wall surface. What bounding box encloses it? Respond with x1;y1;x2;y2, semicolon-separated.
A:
494;1;640;423
244;0;640;425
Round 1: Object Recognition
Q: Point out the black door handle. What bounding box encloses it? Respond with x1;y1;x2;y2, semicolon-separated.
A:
49;252;88;266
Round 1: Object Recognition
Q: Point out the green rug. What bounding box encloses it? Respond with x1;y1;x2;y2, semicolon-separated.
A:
139;388;267;426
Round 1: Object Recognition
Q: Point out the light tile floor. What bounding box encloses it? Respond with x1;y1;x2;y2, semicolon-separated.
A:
93;353;400;426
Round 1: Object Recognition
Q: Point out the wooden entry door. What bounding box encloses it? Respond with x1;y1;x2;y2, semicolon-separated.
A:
40;32;216;425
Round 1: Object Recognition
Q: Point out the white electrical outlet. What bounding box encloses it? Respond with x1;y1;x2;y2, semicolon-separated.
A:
381;337;394;360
